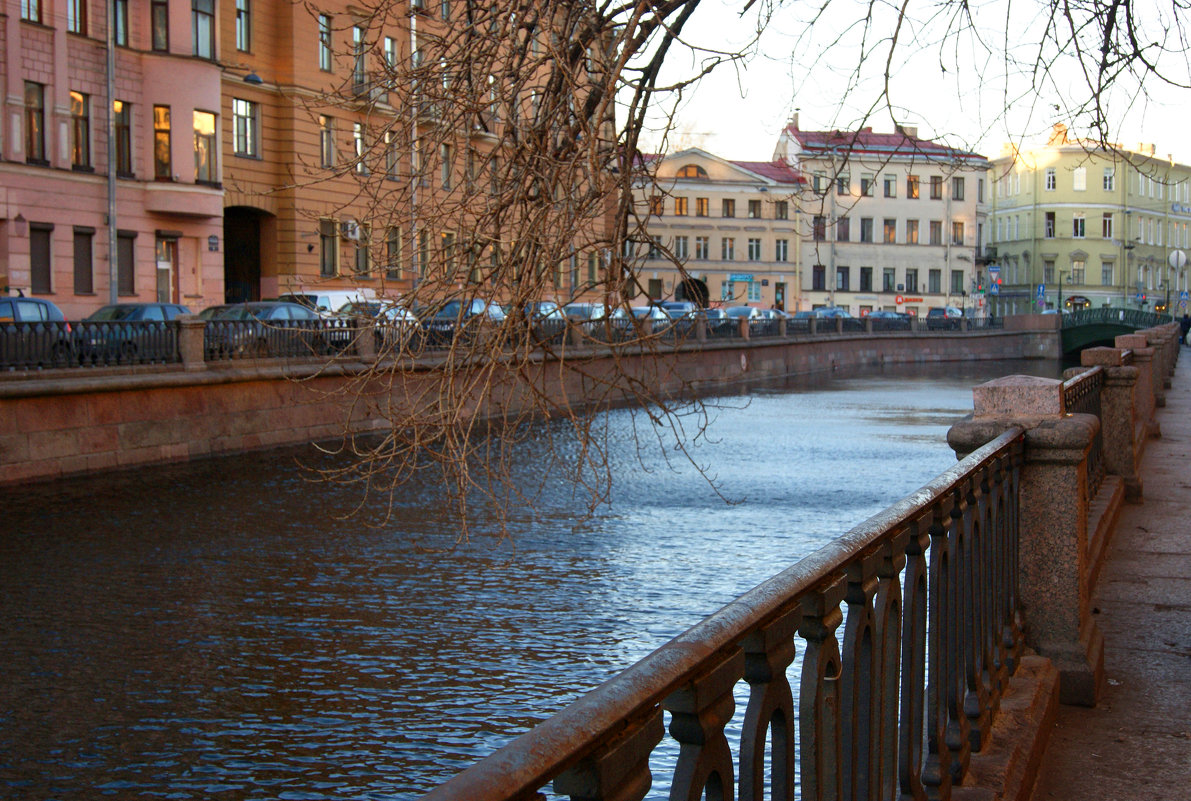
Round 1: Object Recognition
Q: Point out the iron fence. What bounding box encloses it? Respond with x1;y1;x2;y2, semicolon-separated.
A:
0;321;77;370
422;428;1027;801
1062;366;1106;498
203;318;353;361
75;320;181;366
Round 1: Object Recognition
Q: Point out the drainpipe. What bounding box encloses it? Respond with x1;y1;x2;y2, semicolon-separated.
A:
106;0;118;304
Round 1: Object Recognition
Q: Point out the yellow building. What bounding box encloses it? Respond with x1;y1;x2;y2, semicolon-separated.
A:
988;124;1191;315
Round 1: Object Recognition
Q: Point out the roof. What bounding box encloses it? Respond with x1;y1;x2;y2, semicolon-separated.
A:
783;124;988;163
728;159;805;184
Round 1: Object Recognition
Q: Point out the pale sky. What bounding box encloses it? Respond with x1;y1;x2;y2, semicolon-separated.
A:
634;0;1191;164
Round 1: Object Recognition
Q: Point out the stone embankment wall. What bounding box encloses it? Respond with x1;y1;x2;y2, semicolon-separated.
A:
0;325;1057;486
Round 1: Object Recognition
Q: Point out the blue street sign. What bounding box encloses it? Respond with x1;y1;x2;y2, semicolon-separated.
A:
1181;291;1189;301
1036;284;1046;297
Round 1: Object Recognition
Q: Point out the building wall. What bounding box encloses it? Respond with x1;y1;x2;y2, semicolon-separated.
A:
989;128;1191;316
1;0;224;318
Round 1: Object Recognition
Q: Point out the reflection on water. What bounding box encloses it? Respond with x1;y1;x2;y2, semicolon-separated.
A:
0;360;1059;799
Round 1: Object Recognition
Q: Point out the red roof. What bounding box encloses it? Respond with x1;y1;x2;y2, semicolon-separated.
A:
784;124;987;162
728;160;806;184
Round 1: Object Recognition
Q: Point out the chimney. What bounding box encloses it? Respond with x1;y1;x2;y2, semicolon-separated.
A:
790;112;799;130
895;123;917;138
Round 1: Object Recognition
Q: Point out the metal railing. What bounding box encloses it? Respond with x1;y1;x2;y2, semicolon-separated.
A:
1062;307;1172;329
1062;366;1106;497
75;320;181;366
423;428;1027;801
0;321;78;370
203;318;353;361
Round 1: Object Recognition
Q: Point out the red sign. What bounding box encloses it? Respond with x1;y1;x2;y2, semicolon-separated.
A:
895;295;903;304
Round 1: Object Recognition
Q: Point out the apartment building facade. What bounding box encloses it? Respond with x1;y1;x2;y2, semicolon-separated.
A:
1;0;225;317
636;148;804;310
988;124;1191;315
774;119;991;318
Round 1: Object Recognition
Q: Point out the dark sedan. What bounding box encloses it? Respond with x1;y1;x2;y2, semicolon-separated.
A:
201;302;340;358
77;303;191;364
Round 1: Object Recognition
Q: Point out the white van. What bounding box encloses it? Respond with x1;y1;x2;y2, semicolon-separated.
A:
277;288;375;317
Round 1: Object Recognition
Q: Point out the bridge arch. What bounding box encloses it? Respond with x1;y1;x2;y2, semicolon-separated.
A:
1059;307;1173;354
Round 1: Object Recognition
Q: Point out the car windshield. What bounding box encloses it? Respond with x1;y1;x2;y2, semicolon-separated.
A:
277;294;319;309
725;307;754;317
200;306;249;320
86;306;145;321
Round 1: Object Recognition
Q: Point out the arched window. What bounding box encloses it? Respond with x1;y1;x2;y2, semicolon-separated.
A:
676;164;708;179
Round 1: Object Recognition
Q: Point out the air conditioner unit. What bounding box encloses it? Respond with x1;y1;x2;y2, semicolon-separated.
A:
341;220;360;241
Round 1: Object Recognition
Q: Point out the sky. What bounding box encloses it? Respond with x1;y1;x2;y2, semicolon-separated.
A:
633;0;1191;164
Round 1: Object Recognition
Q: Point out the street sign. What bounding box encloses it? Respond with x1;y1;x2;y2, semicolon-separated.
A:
989;282;999;295
895;295;904;305
1036;284;1046;297
1181;291;1189;301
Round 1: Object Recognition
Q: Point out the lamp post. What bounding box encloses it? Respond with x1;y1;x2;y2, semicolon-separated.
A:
1057;270;1063;312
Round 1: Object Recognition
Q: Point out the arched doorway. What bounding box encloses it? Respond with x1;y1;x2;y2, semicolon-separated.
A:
223;206;275;303
676;276;710;308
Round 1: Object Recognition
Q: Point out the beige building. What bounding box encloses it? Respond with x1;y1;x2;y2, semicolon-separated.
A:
988;124;1191;315
635;148;805;309
774;119;992;318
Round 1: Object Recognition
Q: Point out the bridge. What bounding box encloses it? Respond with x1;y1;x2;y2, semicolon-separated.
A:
417;323;1186;801
1059;307;1174;354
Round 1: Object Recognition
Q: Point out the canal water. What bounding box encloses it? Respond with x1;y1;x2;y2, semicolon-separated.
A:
0;360;1060;800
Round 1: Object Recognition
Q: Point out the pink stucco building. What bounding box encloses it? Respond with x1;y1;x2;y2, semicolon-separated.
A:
1;0;225;318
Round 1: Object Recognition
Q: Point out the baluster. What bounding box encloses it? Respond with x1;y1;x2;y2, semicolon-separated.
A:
874;527;908;801
922;496;960;797
554;709;665;801
1003;445;1026;668
739;610;800;801
666;648;744;801
945;484;974;783
799;577;846;801
961;471;993;753
899;510;933;801
841;550;880;801
983;458;1010;707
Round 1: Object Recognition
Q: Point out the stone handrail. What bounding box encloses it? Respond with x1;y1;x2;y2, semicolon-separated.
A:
423;428;1028;801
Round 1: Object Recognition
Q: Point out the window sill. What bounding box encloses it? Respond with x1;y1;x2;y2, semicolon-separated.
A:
25;158;50;167
233;152;262;160
72;164;96;173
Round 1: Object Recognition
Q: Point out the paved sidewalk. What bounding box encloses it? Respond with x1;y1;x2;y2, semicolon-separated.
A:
1030;347;1191;800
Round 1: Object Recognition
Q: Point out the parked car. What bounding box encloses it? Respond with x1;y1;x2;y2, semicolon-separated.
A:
926;306;965;329
277;290;374;318
201;301;338;357
703;307;735;337
339;300;419;352
77;303;192;364
421;298;507;347
660;301;700;318
515;301;568;344
0;296;74;368
866;309;913;330
564;302;632;341
723;306;764;320
630;305;674;332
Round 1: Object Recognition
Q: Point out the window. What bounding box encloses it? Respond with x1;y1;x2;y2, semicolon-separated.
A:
1101;261;1114;285
1073;166;1087;191
70;91;91;169
1045;168;1056;191
440;0;449;20
355;123;368;175
647;238;661;259
24;82;46;163
720;281;733;301
813;173;826;194
114;0;128;44
1072;214;1085;238
882;268;896;292
883;218;896;244
439;143;451;187
905;268;918;292
354;226;372;274
836;266;850;291
319;219;338;276
859;267;872;292
386;227;402;279
775;239;788;262
722;199;735;217
929;220;942;245
836;174;849;195
747;238;761;261
384;36;397;67
774;201;788;220
951;177;965;200
117;230;136;294
73;227;94;294
67;0;86;33
232;99;259;157
193;110;217;182
721;237;735;260
748;199;762;218
1103;168;1115;191
859;218;873;243
587;252;598;283
884;174;896;198
926;269;940;294
951;221;964;245
905;219;919;244
676;164;708;178
319;115;334;167
1040;211;1054;238
236;0;251;50
153;105;171;179
1043;260;1055;284
812;265;826;291
113;101;132;175
695;236;709;259
385;131;398;178
695;197;708;217
352;26;366;88
1102;213;1113;239
648;195;664;216
930;175;943;199
21;0;41;22
836;217;849;242
192;0;215;58
319;15;333;71
950;270;964;294
977;178;984;202
30;223;52;294
1071;259;1085;284
906;175;919;199
674;196;688;216
747;281;762;302
812;216;826;241
151;0;168;50
674;236;688;259
860;174;874;196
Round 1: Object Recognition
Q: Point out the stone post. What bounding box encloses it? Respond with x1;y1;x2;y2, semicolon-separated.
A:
176;315;207;372
1080;347;1142;501
354;316;376;363
778;316;787;337
696;313;708;343
864;317;874;334
947;375;1104;706
1141;330;1168;405
1114;333;1158;439
809;318;818;335
738;317;750;340
835;317;844;335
